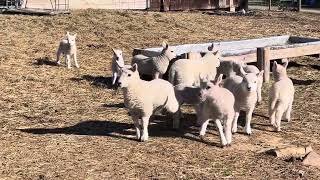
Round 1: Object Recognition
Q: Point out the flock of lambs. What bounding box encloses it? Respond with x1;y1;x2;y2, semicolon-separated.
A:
58;32;295;147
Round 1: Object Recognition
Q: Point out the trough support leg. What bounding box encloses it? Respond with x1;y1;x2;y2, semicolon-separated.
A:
257;47;270;83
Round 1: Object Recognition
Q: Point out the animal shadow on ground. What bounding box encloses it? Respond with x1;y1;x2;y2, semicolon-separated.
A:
286;61;307;68
310;64;320;70
33;57;58;66
70;75;114;89
18;113;222;147
18;120;136;141
103;103;125;108
291;78;317;86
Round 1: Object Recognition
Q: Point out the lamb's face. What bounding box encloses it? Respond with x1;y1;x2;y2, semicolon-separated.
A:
199;73;224;103
113;49;124;68
204;50;221;68
272;61;288;79
67;34;76;46
199;81;215;102
118;64;139;88
240;73;259;93
162;42;176;60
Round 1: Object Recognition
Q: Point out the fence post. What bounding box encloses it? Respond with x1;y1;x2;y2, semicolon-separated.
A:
257;47;271;82
269;0;271;11
298;0;301;12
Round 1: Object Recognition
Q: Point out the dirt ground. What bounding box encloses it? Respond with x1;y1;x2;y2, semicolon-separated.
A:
0;9;319;179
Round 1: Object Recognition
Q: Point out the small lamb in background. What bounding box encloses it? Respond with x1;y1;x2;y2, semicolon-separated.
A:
131;41;176;79
56;32;79;69
198;74;235;147
269;61;294;132
223;66;263;135
168;43;221;86
118;63;179;142
111;49;131;86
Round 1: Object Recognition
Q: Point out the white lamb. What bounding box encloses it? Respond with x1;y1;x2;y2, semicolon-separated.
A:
218;60;263;104
111;49;131;85
198;74;235;147
118;63;179;142
269;61;294;132
168;44;221;86
223;66;264;135
56;32;79;69
131;42;176;79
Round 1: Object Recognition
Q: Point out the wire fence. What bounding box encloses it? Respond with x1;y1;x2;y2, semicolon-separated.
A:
249;0;320;8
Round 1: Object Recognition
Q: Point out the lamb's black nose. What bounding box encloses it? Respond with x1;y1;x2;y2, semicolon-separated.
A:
117;82;122;87
247;87;251;91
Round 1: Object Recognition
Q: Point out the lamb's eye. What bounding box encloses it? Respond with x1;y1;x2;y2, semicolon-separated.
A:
206;86;211;90
171;51;174;53
128;74;131;77
254;81;257;83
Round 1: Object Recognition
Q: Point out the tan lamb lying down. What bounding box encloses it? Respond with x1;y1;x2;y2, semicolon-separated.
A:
269;61;294;132
117;64;179;142
198;74;235;147
168;43;221;86
223;66;264;135
56;32;79;69
131;41;176;79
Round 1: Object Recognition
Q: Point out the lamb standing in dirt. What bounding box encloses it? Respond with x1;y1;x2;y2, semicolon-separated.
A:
118;64;179;142
131;42;176;79
111;49;132;85
198;74;235;147
269;61;294;132
223;66;264;135
169;44;221;86
56;32;79;69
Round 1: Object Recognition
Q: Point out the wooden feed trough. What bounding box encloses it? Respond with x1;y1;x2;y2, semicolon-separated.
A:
133;35;320;82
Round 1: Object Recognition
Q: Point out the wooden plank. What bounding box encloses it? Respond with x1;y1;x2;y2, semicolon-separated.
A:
132;48;161;57
257;47;264;72
222;52;257;63
270;44;320;60
264;47;271;82
257;47;270;82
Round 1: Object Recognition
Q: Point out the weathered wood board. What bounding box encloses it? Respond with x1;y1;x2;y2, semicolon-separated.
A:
133;35;320;82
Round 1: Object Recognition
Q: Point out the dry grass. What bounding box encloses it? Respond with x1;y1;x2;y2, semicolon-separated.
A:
0;9;319;179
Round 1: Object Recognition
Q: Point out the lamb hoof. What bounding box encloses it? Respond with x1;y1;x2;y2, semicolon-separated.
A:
246;132;251;136
56;62;61;66
199;135;205;141
140;136;148;142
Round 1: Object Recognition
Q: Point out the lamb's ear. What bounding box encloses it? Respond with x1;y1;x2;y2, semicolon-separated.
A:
213;50;220;56
239;66;247;77
216;74;223;85
257;70;264;77
273;61;278;71
131;63;138;72
112;48;117;55
283;61;288;69
66;31;70;36
208;43;214;51
162;41;168;49
74;33;77;37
